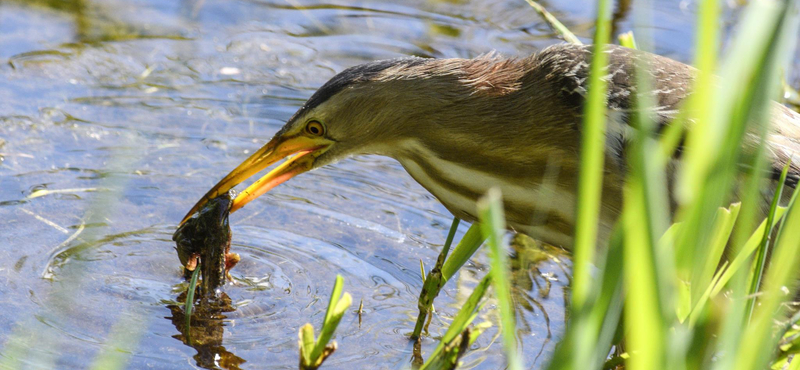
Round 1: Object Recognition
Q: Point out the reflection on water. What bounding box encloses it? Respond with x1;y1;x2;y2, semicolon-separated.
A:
5;0;187;48
508;234;571;366
167;292;246;370
1;0;797;368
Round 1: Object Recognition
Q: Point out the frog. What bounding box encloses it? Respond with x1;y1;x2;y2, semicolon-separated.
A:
173;190;240;295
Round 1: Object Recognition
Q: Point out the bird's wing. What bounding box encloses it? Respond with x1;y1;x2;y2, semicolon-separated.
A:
536;43;695;129
534;44;694;169
536;43;800;189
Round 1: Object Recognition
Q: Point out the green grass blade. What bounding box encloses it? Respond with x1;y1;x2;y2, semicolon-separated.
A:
442;218;461;260
686;260;727;327
323;275;344;327
618;31;636;49
707;208;786;298
788;355;800;370
545;227;625;370
300;276;352;367
478;188;523;370
673;0;725;290
311;292;352;363
300;323;315;365
721;2;798;367
441;223;487;281
420;275;491;370
588;227;626;367
657;109;688;166
572;0;612;315
622;183;665;370
412;218;461;339
688;204;740;308
620;41;680;368
674;0;719;207
522;0;582;45
0;325;34;370
548;1;613;367
746;161;791;322
736;180;800;370
90;310;147;370
184;264;201;335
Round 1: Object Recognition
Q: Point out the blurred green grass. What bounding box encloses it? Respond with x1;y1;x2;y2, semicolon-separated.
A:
541;0;800;369
3;0;799;368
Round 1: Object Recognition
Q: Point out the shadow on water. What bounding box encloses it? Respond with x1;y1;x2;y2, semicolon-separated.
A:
167;292;246;370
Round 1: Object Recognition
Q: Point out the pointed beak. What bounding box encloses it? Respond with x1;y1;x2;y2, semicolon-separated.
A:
180;134;331;226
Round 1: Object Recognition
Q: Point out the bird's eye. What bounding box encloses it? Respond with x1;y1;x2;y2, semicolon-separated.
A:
305;121;325;136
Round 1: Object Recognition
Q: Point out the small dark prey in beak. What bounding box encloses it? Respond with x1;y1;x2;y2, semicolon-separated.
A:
173;190;241;296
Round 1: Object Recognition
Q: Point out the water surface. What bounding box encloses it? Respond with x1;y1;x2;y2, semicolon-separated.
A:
0;0;797;369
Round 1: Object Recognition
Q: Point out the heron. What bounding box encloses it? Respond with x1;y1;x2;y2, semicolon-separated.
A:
179;43;800;249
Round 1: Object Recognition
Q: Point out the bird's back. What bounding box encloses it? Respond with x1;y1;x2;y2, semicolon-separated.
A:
387;44;800;247
534;43;800;207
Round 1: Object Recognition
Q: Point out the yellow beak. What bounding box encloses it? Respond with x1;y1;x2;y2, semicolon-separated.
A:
180;134;330;226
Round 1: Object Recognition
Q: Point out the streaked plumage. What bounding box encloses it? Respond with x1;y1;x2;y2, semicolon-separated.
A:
184;43;800;249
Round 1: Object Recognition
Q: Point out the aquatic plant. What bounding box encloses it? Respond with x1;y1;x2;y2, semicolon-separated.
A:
298;275;352;370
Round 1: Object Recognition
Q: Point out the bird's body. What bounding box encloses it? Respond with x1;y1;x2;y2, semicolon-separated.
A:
183;43;800;249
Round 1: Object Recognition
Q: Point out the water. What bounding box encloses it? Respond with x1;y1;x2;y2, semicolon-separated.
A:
0;0;797;369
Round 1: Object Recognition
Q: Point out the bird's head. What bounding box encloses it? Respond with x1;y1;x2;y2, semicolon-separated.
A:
179;56;458;224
